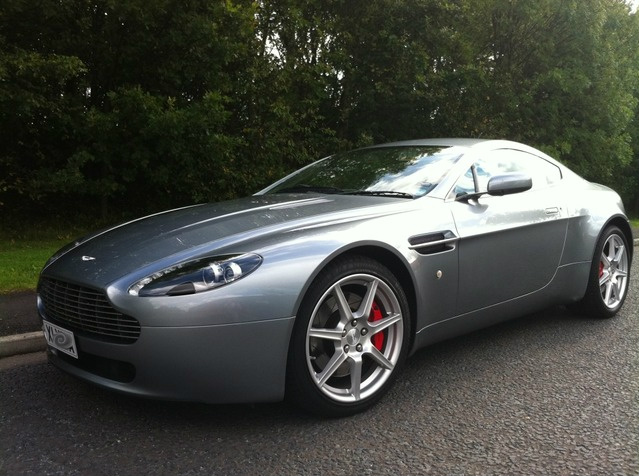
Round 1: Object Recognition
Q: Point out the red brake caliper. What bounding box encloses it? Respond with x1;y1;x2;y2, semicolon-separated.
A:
368;301;384;350
599;261;604;278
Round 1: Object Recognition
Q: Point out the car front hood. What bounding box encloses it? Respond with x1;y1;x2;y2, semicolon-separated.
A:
41;194;407;287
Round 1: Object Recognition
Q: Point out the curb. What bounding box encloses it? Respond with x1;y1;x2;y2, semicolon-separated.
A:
1;239;638;361
0;331;46;358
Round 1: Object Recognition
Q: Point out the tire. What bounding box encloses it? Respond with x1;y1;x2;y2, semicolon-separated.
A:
286;255;411;417
574;226;630;318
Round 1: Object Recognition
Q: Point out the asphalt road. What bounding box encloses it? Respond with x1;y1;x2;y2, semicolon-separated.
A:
1;265;638;475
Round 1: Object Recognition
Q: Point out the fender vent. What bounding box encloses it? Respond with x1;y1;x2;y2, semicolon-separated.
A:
408;231;458;255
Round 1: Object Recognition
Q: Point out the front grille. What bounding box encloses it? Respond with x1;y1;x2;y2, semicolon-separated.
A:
39;278;140;344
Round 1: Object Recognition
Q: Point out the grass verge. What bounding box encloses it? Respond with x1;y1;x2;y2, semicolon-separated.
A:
0;224;91;294
0;240;69;292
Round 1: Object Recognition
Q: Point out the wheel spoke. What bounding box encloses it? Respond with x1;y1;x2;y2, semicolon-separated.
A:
611;281;622;302
605;237;616;261
599;269;611;286
316;350;348;387
332;283;353;323
603;281;613;306
354;279;378;319
368;346;394;370
612;242;625;264
369;312;402;334
616;269;628;278
348;357;363;400
309;327;343;341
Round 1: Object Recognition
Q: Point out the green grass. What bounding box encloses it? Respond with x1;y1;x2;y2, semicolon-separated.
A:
0;239;69;292
0;224;91;294
631;218;639;227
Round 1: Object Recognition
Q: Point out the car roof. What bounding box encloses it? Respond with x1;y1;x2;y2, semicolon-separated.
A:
369;138;559;161
367;138;577;200
373;138;488;148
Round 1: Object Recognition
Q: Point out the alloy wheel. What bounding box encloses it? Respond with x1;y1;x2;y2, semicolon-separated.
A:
305;273;404;403
599;233;629;309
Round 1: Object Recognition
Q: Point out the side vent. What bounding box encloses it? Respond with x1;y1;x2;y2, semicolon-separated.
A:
408;230;458;255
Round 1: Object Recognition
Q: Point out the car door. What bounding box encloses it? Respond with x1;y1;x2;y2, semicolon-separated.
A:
450;148;568;314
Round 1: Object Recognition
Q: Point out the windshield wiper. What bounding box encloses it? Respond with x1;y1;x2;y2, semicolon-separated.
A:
275;184;345;194
346;190;414;199
275;185;414;199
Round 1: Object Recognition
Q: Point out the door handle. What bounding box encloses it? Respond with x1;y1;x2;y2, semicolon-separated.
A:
545;207;560;215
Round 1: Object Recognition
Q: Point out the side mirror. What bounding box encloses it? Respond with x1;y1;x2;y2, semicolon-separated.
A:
487;173;532;196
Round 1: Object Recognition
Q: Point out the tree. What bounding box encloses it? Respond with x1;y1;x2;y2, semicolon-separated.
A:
1;0;257;218
1;0;637;220
457;0;638;189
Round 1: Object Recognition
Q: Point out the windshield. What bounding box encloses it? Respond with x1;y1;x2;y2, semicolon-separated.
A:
264;146;463;199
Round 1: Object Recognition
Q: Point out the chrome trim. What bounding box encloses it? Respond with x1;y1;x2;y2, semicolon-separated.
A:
408;236;459;251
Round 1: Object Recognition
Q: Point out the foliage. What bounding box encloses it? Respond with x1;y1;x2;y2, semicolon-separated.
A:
0;0;638;221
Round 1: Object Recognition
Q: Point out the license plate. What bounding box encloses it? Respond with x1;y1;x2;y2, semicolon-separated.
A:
43;320;78;359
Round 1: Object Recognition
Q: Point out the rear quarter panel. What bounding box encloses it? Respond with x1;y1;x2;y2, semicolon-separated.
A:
561;178;631;266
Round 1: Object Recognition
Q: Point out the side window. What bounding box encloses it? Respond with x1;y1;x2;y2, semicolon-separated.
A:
452;149;561;198
487;150;561;189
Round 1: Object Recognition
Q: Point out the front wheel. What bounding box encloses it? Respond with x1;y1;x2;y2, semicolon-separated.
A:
287;256;411;417
574;226;630;318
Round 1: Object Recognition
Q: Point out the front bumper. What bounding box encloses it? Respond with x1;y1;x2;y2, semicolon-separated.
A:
43;314;296;404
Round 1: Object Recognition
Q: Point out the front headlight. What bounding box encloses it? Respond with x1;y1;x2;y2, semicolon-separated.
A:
128;253;263;297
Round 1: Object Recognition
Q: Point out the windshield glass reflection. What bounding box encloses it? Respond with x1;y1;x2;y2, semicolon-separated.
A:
267;146;462;198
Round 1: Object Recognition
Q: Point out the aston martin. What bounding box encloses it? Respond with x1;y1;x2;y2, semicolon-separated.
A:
38;139;632;416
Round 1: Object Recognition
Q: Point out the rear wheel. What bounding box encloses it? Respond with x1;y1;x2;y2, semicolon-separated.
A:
287;256;411;417
574;226;630;318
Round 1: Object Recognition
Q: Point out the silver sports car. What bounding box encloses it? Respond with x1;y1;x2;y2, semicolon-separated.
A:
38;139;632;416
